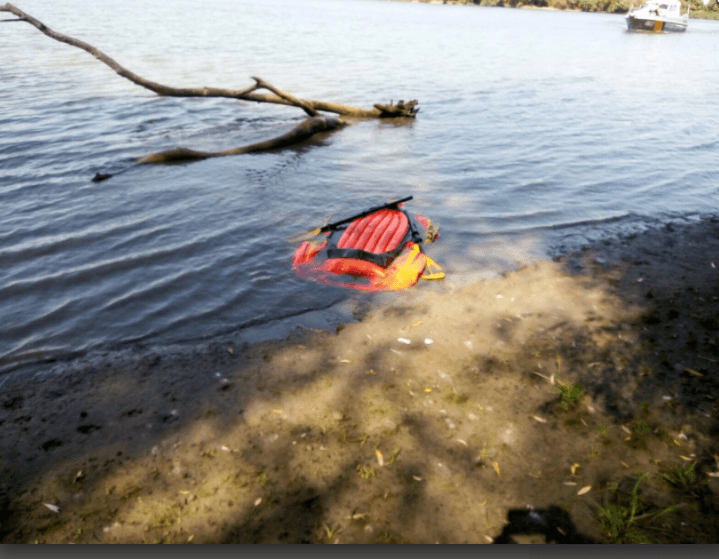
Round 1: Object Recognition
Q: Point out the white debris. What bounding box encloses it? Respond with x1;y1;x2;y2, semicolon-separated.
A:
44;504;60;513
397;338;411;345
424;338;433;345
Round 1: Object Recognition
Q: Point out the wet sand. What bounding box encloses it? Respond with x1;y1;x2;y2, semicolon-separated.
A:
2;217;719;544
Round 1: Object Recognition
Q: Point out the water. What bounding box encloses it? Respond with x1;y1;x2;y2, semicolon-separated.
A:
1;0;718;374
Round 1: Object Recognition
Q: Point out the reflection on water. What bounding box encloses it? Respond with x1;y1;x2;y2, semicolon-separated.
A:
1;0;718;372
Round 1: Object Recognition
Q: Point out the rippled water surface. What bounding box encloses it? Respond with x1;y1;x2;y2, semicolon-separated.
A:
2;0;718;372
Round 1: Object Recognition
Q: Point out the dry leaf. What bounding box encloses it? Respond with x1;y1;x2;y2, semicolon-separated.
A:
227;346;234;354
254;498;262;506
680;455;693;461
411;321;423;328
570;463;580;475
532;415;547;423
684;368;703;377
187;535;194;543
375;449;384;467
577;485;592;496
493;462;500;477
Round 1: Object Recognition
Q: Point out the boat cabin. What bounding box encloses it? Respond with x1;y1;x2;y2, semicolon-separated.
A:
635;0;683;14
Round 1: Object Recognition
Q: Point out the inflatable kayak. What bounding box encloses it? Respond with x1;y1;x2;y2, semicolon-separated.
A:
290;196;444;291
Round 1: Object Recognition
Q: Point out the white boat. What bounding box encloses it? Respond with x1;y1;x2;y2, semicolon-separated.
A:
626;0;689;32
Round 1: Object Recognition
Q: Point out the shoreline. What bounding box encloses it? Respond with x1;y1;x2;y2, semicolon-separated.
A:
2;216;719;543
382;0;719;21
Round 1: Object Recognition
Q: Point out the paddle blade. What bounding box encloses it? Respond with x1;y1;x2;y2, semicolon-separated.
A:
286;226;323;243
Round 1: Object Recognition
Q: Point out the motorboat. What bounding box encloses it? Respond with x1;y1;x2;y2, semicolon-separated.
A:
626;0;689;32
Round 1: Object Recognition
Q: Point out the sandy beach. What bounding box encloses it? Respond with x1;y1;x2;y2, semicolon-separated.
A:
2;216;719;544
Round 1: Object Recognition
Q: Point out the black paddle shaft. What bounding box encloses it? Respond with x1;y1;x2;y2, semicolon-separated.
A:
321;196;413;234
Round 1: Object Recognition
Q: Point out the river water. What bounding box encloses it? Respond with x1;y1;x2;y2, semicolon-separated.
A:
1;0;718;374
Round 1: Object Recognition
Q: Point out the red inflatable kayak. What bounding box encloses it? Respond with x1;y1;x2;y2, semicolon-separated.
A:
291;197;444;291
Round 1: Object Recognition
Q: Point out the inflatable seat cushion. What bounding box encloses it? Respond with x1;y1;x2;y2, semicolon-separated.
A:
336;209;409;254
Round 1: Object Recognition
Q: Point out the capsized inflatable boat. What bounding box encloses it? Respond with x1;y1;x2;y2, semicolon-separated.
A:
290;196;444;291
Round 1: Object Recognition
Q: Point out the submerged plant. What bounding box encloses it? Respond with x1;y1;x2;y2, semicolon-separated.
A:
357;465;375;479
555;379;583;411
660;462;708;497
552;356;584;410
634;423;651;435
596;471;677;544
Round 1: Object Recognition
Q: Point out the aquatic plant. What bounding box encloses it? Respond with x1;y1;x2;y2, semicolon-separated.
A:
660;462;708;497
357;465;375;479
555;377;584;411
596;472;678;544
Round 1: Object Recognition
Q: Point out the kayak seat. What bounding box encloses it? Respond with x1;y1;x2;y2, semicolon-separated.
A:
337;209;408;253
326;209;411;268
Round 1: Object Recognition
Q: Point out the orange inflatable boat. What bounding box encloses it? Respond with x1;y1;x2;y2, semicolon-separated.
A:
290;196;444;291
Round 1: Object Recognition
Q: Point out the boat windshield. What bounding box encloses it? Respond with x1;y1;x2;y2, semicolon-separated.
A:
639;0;677;8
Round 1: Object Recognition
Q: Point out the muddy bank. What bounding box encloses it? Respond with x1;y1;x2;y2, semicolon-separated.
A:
2;217;719;544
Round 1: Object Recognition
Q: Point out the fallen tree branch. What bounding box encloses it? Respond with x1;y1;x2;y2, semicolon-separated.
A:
2;2;419;179
374;99;419;118
137;115;343;164
0;3;411;118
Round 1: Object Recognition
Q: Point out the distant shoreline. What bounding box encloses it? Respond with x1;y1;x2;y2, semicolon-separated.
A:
377;0;719;21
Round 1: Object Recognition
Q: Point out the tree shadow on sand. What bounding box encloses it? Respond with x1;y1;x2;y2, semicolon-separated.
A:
2;218;719;544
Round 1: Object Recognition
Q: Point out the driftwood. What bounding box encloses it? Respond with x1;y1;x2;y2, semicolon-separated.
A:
374;100;419;118
137;115;342;164
1;3;419;178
